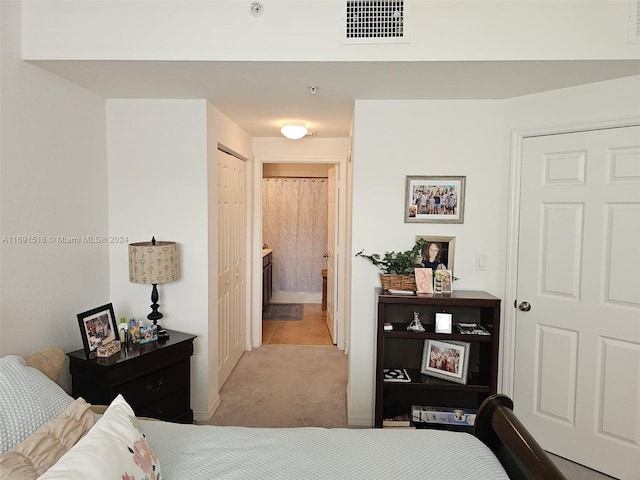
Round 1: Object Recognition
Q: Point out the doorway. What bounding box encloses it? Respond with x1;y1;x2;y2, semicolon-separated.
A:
251;155;348;352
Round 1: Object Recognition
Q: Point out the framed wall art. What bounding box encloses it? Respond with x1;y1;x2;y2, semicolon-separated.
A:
415;235;455;276
405;176;465;223
77;303;119;358
421;339;470;384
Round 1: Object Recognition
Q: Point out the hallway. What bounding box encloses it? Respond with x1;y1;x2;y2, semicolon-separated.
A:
262;303;333;345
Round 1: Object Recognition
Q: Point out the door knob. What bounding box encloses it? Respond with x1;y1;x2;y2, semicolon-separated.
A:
323;253;328;258
518;301;531;312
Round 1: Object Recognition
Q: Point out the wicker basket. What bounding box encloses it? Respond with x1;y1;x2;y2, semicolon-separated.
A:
380;274;416;292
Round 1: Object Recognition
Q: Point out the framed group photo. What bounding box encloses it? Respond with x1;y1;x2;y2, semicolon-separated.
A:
77;303;119;358
405;175;465;224
421;339;470;384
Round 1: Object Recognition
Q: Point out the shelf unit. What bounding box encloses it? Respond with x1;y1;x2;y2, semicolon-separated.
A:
375;289;501;429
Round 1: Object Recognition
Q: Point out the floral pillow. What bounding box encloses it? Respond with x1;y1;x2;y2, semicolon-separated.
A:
39;395;162;480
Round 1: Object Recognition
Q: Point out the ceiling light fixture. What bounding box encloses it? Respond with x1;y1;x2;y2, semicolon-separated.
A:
281;121;308;140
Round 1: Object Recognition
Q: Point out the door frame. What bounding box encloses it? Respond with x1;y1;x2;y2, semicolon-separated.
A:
502;116;640;397
250;155;349;351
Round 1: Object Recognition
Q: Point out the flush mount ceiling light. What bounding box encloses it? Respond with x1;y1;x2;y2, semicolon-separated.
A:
281;121;308;140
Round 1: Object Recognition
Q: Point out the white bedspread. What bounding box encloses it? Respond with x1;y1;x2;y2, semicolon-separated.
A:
141;421;510;480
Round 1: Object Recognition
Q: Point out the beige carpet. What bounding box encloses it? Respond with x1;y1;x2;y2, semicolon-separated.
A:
209;344;348;428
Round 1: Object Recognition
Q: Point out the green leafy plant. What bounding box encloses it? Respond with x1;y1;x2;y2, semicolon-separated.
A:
356;239;427;274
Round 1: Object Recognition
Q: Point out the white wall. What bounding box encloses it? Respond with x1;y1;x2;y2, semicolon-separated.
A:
348;99;507;425
106;99;210;419
106;100;252;421
505;75;640;127
21;1;638;61
0;1;109;393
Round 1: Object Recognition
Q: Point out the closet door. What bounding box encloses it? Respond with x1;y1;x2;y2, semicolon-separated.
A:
217;150;247;389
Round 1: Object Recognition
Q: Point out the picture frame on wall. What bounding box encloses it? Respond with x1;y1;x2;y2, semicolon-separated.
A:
77;303;119;359
416;235;456;277
405;176;465;224
421;339;470;384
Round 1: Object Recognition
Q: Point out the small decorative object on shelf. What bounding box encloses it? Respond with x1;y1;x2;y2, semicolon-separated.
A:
383;368;411;382
435;312;453;333
407;311;425;332
415;268;434;293
383;322;393;331
455;323;490;335
96;338;121;358
412;405;477;426
139;324;158;344
434;270;454;293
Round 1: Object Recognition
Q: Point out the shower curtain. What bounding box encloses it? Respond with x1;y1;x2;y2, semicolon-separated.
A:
262;177;328;293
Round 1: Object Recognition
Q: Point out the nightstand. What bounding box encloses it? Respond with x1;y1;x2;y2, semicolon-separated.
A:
67;329;196;423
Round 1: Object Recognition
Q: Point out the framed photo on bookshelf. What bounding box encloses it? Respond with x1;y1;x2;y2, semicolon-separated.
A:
421;339;470;384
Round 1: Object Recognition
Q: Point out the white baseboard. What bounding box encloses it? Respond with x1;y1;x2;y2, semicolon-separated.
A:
270;291;321;304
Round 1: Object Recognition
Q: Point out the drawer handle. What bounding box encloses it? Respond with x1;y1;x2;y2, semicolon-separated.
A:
146;379;163;393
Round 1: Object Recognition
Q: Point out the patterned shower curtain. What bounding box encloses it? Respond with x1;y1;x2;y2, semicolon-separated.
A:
262;177;328;293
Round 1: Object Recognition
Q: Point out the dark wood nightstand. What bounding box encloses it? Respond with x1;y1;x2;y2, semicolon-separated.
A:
67;329;196;423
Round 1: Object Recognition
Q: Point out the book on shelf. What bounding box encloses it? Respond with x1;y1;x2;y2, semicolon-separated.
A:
383;368;411;382
382;414;413;428
454;322;490;335
411;405;478;426
387;288;414;295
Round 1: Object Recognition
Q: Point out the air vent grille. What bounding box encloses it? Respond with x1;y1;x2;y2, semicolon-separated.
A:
343;1;407;44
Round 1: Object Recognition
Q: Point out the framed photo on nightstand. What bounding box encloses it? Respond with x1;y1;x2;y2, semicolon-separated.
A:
77;303;118;359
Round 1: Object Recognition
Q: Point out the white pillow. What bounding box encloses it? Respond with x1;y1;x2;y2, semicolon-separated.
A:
0;355;73;453
39;395;163;480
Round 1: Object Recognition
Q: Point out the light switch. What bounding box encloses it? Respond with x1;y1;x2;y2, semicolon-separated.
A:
476;254;487;271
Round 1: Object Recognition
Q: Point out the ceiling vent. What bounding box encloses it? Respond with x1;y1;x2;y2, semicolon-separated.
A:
342;1;408;45
629;0;640;43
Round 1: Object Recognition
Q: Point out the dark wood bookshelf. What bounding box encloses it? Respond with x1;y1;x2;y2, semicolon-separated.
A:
375;289;501;429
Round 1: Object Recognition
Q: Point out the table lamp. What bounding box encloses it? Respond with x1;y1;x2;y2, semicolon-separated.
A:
128;237;179;337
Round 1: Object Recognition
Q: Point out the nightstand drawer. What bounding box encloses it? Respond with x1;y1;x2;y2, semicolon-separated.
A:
135;390;191;422
119;361;189;408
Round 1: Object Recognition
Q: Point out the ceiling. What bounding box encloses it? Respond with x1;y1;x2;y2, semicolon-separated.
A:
33;59;640;138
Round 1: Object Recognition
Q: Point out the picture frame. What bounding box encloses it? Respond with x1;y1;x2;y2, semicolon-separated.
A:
414;268;434;294
434;270;453;294
405;175;465;224
421;339;470;384
415;235;455;276
77;303;119;358
435;312;453;334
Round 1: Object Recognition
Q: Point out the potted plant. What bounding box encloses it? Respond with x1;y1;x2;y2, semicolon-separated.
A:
356;239;427;291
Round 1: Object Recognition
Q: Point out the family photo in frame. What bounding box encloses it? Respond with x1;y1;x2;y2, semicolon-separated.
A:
77;303;119;358
405;175;465;224
421;339;470;384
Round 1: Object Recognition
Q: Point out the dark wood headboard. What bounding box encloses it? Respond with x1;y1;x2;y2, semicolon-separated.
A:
474;394;567;480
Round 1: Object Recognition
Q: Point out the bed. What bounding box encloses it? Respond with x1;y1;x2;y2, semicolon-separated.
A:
0;350;566;480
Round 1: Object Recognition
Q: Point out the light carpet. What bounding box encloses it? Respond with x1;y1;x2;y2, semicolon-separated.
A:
209;344;348;428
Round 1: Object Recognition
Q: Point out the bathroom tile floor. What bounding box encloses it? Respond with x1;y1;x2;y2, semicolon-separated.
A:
262;303;333;345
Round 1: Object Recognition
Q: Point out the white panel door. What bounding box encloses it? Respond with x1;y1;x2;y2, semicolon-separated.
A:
514;126;640;479
217;150;247;389
326;166;337;344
